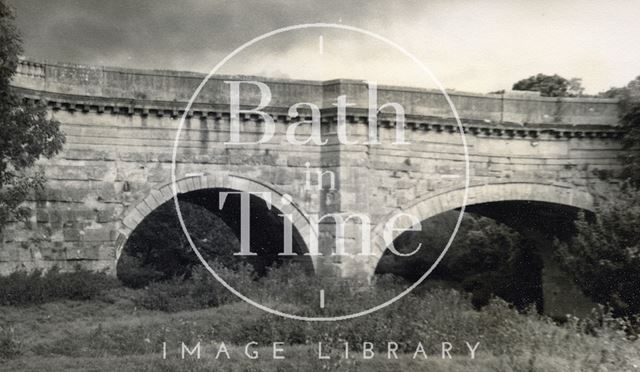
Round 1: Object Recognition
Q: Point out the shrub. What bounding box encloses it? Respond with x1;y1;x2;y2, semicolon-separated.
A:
132;276;218;312
0;266;119;306
130;261;256;312
600;76;640;186
557;187;640;317
377;212;542;311
0;326;22;360
116;201;243;288
116;254;164;289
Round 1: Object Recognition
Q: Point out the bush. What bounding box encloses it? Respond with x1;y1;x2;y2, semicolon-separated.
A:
0;266;119;306
0;326;21;360
377;212;542;311
132;277;218;312
132;273;224;312
599;76;640;186
116;254;164;289
557;187;640;317
116;201;243;288
130;261;256;312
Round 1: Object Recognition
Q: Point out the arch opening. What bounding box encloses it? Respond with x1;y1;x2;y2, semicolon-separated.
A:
371;183;599;318
116;187;313;287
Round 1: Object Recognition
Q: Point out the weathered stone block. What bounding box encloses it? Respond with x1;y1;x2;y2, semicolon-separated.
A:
0;247;18;262
46;165;89;181
17;247;34;261
96;208;118;223
86;164;113;181
40;245;66;260
395;179;415;189
287;156;318;167
65;246;85;260
47;209;65;223
33;210;47;224
273;168;294;185
119;152;147;162
64;149;115;161
82;244;101;260
84;228;113;242
1;229;17;243
63;228;82;242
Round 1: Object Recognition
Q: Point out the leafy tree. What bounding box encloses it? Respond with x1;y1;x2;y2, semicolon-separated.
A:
568;77;585;97
117;201;241;287
0;2;65;227
554;77;640;317
444;216;542;311
512;73;584;97
377;212;542;311
600;76;640;102
557;188;640;317
600;76;640;186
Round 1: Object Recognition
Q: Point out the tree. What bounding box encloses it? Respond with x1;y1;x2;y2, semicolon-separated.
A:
600;76;640;102
568;77;585;97
443;216;542;311
512;73;584;97
117;201;242;287
557;188;640;317
0;2;65;227
117;199;298;288
377;212;542;311
557;77;640;317
600;76;640;186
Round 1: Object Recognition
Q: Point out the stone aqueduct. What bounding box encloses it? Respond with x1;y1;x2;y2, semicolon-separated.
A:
0;59;627;313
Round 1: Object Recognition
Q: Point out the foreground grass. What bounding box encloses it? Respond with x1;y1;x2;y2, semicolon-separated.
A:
1;347;506;372
1;290;639;371
0;265;639;371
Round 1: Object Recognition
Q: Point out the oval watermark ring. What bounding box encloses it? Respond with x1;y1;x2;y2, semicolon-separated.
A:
171;23;470;321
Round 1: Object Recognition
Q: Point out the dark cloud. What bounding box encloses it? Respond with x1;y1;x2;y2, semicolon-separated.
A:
7;0;387;71
6;0;640;93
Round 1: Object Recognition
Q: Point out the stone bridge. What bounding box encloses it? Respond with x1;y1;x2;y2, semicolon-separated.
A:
1;59;627;315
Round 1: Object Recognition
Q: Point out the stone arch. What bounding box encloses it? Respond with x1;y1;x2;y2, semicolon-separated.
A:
366;182;598;279
115;172;318;271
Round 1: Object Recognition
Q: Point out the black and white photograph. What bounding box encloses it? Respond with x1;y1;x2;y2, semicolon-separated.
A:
0;1;639;371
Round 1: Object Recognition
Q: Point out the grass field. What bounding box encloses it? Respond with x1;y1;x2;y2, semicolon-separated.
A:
0;266;638;371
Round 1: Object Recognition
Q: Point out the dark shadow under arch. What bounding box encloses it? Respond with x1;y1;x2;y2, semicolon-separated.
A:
374;199;596;315
116;187;314;285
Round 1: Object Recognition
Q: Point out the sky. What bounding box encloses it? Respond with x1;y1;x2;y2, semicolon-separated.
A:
7;0;640;94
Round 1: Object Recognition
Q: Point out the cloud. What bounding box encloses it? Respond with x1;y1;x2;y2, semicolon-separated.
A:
7;0;640;94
